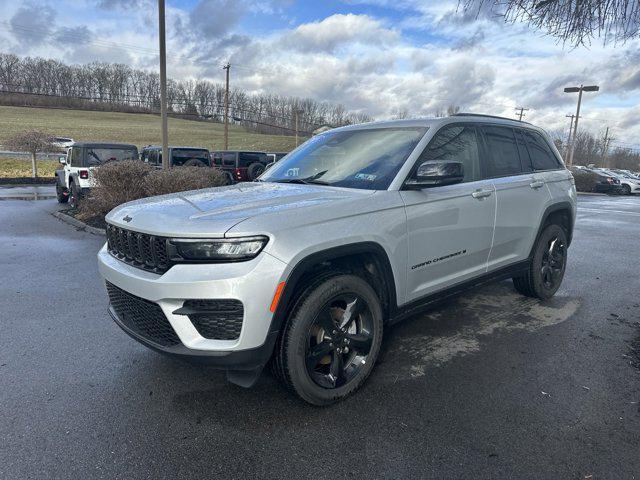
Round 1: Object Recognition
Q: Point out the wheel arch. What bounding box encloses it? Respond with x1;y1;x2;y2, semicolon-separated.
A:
270;242;398;335
532;202;574;255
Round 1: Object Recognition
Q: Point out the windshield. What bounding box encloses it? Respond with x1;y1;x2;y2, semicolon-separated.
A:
260;126;428;190
86;148;138;166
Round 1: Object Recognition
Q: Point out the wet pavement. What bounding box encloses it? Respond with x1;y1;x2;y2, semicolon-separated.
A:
0;195;638;479
0;184;56;200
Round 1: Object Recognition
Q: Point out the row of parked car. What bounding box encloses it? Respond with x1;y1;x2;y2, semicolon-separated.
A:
568;165;640;195
55;141;289;207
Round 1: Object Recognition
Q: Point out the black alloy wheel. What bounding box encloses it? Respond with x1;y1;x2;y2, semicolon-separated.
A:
273;274;383;405
540;236;565;290
305;293;374;389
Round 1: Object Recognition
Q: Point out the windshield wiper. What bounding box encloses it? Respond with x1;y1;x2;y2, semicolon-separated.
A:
273;170;330;185
274;178;330;185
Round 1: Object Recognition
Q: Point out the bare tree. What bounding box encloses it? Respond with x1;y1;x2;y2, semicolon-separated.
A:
446;104;461;116
5;130;54;178
462;0;640;45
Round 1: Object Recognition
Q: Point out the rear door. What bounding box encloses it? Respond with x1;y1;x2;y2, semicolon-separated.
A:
521;128;573;204
482;125;551;271
401;124;497;301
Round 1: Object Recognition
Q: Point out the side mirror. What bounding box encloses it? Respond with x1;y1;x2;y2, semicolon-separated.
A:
405;161;464;189
59;156;67;165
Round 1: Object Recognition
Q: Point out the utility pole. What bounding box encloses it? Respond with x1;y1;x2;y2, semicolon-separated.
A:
564;84;599;167
515;107;529;122
565;114;576;162
158;0;169;169
601;127;611;168
223;63;230;150
294;109;301;147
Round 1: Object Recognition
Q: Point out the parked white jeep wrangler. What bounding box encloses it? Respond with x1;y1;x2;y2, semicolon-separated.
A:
56;142;139;207
98;115;576;405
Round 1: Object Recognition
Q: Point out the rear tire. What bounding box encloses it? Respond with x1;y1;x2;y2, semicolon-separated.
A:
247;162;265;181
68;181;81;209
56;184;69;204
513;223;568;300
622;184;631;195
274;274;383;406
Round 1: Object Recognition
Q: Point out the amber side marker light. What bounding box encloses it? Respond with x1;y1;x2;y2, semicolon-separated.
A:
270;281;286;313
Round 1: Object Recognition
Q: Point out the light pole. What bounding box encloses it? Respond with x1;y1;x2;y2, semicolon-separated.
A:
564;84;599;166
158;0;169;169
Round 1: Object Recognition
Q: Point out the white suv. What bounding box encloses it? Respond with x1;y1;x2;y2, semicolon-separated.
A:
98;115;576;405
56;142;139;207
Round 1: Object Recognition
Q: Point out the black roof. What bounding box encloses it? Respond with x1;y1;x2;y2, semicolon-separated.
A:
72;142;138;149
141;145;210;151
211;150;267;154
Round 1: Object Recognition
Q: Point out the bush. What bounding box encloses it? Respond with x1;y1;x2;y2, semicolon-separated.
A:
78;160;227;220
143;166;227;196
569;167;598;192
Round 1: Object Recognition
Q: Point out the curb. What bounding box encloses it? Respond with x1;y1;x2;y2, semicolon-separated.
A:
52;210;106;236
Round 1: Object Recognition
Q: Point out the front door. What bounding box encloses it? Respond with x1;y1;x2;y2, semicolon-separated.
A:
401;124;496;302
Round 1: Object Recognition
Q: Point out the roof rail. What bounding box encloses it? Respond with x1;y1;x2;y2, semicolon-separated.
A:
451;113;532;125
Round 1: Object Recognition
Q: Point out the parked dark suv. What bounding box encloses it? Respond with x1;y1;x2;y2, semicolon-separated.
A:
211;151;270;182
141;146;211;168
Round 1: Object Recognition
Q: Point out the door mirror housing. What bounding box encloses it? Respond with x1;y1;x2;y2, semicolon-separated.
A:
59;156;67;165
405;161;464;189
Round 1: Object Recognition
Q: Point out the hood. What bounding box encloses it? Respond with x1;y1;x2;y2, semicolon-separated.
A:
105;182;375;237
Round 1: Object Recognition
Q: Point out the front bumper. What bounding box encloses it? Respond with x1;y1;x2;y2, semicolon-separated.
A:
98;244;288;369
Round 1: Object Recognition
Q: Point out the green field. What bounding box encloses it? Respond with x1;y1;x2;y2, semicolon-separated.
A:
0;156;58;178
0;105;299;152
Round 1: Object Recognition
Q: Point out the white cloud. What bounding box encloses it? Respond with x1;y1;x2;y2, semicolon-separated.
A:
282;14;398;53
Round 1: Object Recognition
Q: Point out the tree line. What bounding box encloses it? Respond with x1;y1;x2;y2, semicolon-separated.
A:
0;53;372;136
552;130;640;171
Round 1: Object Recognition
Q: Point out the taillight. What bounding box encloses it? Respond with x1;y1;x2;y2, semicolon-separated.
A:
235;168;242;179
79;170;89;179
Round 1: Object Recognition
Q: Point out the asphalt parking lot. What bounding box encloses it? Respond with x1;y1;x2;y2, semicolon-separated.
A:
1;194;639;479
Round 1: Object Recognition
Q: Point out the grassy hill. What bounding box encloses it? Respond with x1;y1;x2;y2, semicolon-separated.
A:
0;105;299;152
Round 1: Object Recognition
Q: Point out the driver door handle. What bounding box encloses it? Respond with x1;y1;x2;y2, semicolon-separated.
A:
530;180;545;189
471;188;493;199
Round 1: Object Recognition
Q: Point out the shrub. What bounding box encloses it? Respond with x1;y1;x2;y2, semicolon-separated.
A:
143;166;227;197
569;167;598;192
78;161;227;220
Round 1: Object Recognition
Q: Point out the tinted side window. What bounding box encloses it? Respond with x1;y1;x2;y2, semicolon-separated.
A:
523;130;561;171
222;153;236;166
514;129;534;172
212;153;222;166
482;126;522;178
420;125;480;183
70;147;82;167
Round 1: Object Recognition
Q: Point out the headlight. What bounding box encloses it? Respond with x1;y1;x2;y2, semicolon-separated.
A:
169;236;268;262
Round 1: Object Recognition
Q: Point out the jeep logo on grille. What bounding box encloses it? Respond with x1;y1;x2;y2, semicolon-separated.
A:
122;215;133;223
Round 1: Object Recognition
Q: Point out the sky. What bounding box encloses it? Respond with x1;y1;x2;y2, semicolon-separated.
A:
0;0;638;150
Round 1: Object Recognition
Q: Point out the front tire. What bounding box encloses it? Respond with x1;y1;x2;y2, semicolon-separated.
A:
274;274;383;406
622;184;631;195
513;224;568;300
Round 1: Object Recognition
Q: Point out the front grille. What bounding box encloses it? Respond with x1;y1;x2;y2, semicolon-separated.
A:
106;224;170;274
106;282;181;347
178;299;243;340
